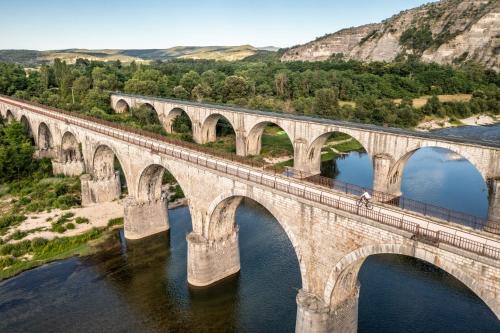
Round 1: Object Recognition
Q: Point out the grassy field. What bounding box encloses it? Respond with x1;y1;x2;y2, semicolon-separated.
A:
341;94;473;109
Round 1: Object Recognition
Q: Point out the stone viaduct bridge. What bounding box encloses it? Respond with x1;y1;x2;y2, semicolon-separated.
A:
111;92;500;223
0;94;499;332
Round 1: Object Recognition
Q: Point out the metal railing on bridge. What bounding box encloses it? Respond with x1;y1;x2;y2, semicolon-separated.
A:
1;95;499;261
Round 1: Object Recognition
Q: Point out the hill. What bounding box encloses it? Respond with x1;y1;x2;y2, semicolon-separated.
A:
0;45;275;66
281;0;499;71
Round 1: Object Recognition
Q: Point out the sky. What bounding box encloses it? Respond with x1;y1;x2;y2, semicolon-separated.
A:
0;0;433;50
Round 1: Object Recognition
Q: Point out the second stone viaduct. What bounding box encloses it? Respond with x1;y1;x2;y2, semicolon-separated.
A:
1;95;499;332
111;92;500;222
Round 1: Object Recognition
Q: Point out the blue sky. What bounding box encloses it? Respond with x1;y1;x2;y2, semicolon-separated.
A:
0;0;432;50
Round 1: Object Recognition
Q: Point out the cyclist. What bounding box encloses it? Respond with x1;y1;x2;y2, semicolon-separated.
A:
359;190;372;206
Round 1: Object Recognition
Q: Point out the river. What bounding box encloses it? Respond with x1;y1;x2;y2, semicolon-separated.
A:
0;125;499;332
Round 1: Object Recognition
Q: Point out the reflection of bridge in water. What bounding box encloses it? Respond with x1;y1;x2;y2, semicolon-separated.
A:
1;94;499;332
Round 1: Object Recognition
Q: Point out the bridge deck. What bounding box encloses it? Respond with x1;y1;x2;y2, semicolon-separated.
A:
113;92;500;149
2;95;499;261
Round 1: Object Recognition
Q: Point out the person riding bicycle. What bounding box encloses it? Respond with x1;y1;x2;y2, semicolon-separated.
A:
360;190;371;205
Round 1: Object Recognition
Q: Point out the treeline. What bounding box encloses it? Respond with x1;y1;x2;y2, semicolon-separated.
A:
0;57;498;128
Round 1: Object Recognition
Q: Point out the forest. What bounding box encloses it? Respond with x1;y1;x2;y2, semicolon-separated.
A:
0;56;498;129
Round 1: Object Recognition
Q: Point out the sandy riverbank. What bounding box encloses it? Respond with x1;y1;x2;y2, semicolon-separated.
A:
416;114;499;131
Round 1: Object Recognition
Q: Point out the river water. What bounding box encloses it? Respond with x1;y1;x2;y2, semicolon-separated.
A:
0;125;499;332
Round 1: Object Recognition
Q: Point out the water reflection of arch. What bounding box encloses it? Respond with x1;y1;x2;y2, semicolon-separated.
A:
323;243;500;321
206;189;306;288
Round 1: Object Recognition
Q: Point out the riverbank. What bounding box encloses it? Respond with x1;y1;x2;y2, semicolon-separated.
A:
416;113;499;131
0;195;188;281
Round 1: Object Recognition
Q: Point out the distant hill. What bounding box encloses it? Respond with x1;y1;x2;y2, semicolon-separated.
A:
0;45;277;66
282;0;500;71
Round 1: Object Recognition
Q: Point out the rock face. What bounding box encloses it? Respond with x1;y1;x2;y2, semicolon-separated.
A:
281;0;500;71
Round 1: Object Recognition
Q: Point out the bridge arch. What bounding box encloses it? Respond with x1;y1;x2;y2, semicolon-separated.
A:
37;122;53;150
246;121;294;158
91;144;129;184
165;107;193;135
114;99;130;113
5;109;15;123
200;113;237;144
206;189;307;287
385;146;490;220
20;115;33;138
136;163;189;204
61;131;82;163
305;130;371;179
323;243;500;319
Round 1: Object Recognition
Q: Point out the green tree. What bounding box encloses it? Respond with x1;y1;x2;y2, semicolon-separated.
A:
313;88;339;116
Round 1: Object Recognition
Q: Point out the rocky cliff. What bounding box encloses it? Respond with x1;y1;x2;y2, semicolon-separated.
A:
281;0;499;71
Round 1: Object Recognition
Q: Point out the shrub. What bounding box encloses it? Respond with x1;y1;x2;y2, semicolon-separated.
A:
31;237;48;249
107;217;124;227
66;222;75;230
11;230;27;240
51;223;66;234
75;217;89;224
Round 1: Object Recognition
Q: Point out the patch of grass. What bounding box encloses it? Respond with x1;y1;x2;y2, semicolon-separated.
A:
11;230;28;240
332;140;364;153
0;214;27;235
65;223;75;230
75;217;89;224
0;228;106;280
107;217;124;227
51;224;66;234
260;126;293;157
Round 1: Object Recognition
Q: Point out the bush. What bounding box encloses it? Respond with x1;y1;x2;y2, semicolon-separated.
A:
31;237;48;249
66;222;75;230
0;214;27;232
51;223;66;234
75;217;89;224
107;217;124;227
11;230;27;240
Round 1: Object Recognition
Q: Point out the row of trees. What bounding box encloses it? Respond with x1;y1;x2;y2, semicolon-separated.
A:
0;57;498;128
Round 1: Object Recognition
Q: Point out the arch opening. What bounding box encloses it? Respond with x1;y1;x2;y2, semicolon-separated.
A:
61;132;82;163
137;164;185;205
92;145;128;194
325;246;500;330
20;115;33;140
167;108;193;139
201;114;236;152
207;194;305;284
389;147;489;224
130;103;163;134
246;122;294;170
5;110;15;123
306;131;371;187
115;99;130;113
37;122;53;150
202;194;303;329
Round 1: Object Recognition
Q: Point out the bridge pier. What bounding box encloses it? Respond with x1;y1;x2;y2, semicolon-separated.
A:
295;290;330;333
34;147;57;160
186;229;240;287
372;154;401;200
293;138;315;178
80;172;121;206
124;196;169;239
486;178;500;234
235;129;247;156
52;159;85;176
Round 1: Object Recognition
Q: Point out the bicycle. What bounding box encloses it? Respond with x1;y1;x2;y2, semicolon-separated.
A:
356;197;373;210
